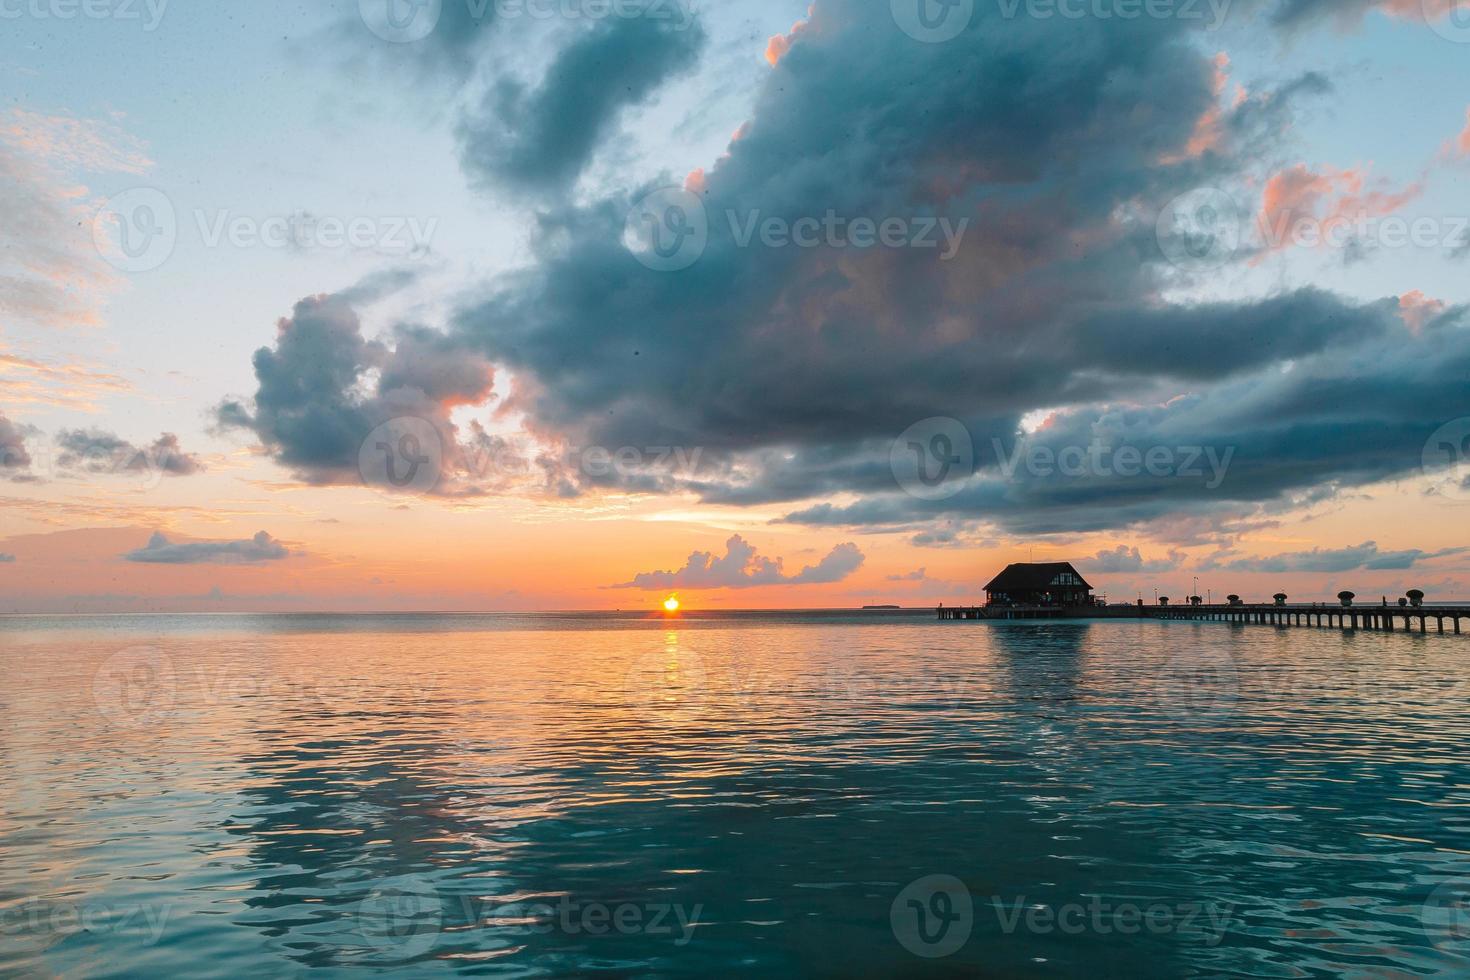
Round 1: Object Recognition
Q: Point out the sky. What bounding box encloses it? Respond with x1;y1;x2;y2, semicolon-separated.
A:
1;0;1468;613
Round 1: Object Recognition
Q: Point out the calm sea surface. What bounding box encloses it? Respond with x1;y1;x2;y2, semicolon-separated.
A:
3;612;1470;977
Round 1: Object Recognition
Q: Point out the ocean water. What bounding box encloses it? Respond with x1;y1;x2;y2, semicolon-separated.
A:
3;612;1470;977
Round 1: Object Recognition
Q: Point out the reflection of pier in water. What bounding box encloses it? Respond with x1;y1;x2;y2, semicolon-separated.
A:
939;602;1466;635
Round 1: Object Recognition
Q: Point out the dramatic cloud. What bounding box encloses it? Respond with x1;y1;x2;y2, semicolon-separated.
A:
614;534;864;590
1204;541;1467;573
458;15;705;194
782;298;1470;537
55;430;203;477
429;0;1470;542
233;1;1469;550
0;554;14;563
124;531;291;565
214;281;506;494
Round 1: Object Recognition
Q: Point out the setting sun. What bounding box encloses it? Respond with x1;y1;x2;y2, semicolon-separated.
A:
663;595;681;613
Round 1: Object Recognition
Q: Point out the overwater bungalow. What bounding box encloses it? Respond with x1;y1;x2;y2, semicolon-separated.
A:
983;562;1094;608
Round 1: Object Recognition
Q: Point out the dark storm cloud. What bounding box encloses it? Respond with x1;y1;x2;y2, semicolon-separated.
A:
447;0;1457;536
1203;541;1468;573
124;531;290;565
613;534;864;590
458;15;705;193
452;1;1238;452
1064;289;1386;381
781;300;1470;534
255;0;1464;539
56;430;203;476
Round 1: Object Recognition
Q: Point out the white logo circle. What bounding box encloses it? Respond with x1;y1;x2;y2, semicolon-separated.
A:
1426;0;1470;44
93;647;177;728
891;874;973;958
93;188;177;273
1156;187;1242;271
1423;876;1470;955
357;875;443;957
1424;417;1470;500
623;185;708;272
359;0;442;43
1157;648;1239;724
359;417;444;494
891;417;974;501
891;0;974;43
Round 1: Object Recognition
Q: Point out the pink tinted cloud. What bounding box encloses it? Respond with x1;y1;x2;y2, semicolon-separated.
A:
1;109;151;175
765;6;813;66
1164;53;1232;163
1257;163;1423;254
1398;290;1446;333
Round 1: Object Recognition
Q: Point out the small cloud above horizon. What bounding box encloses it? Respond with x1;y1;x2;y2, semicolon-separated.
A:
613;534;864;591
123;531;291;565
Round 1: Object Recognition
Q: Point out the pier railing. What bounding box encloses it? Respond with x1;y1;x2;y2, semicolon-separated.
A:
938;602;1466;634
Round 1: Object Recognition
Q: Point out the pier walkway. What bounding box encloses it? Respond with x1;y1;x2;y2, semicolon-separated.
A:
938;603;1466;634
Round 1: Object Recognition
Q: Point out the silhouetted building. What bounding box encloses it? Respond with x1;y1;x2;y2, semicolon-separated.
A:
984;562;1093;608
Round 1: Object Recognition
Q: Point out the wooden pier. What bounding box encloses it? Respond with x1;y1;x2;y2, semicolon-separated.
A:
938;603;1467;635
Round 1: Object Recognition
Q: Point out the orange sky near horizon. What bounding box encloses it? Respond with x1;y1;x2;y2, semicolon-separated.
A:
1;452;1464;613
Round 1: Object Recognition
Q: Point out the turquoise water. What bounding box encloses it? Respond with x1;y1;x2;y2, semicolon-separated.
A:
3;613;1470;976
